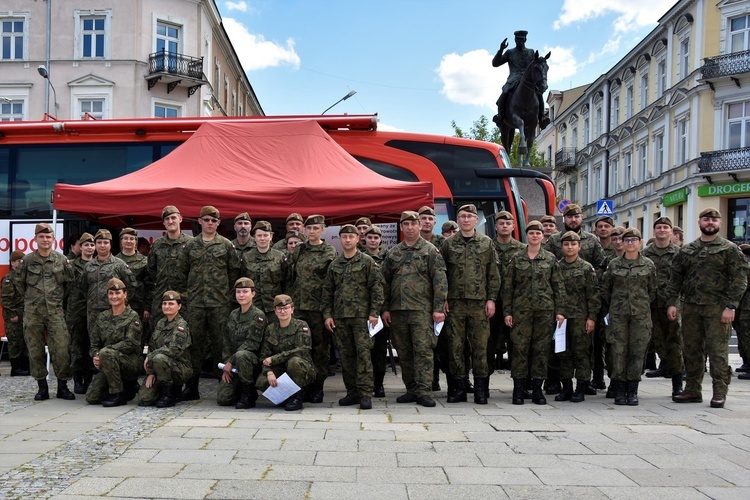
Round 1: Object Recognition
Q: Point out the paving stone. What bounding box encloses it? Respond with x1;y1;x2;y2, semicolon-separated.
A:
315;451;396;467
89;462;184;478
620;468;734;487
281;439;359;451
107;477;216;498
444;466;540;485
209;479;311;499
397;451;482;467
501;485;608;499
532;467;637;486
293;420;361;430
130;437;210;449
358;440;434;453
356;466;447;484
253;428;326;440
177;463;267;480
308;481;407;499
695;486;750;499
325;429;396;441
262;464;357;482
166;418;234;427
234;450;316;465
393;430;467;441
477;452;568;468
407;484;509;500
558;454;657;469
599;486;724;500
183;427;258;439
57;477;122;496
150;449;236;464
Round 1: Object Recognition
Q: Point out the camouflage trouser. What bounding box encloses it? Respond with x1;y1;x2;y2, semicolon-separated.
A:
333;317;374;397
370;327;389;382
608;313;652;382
3;317;27;359
556;318;593;381
137;354;192;406
85;349;142;403
255;357;316;392
297;310;329;383
390;310;437;397
732;313;750;362
217;350;260;405
67;314;93;373
651;307;684;376
682;303;732;395
187;305;229;376
24;306;71;380
510;310;553;380
445;299;491;378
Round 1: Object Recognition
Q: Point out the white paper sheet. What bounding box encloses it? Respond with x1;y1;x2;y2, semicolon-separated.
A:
262;373;301;405
368;316;384;337
434;321;444;336
553;319;567;353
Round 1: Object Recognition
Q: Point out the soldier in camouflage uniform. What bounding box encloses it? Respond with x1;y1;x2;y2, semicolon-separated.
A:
86;278;143;407
116;228;152;321
642;217;685;396
272;213;305;252
257;294;316;411
323;225;384;410
244;221;290;317
1;250;30;376
556;231;600;402
363;225;389;397
418;206;445;249
284;231;304;257
138;290;192;408
15;224;76;400
591;216;616;392
502;220;565;405
231;212;256;266
217;278;266;409
735;244;750;379
540;215;557;245
545;205;606;271
288;214;337;403
601;228;656;406
595;216;617;263
667;208;749;408
179;206;242;400
440;204;501;405
381;211;448;408
441;220;459;238
355;217;373;252
67;232;96;393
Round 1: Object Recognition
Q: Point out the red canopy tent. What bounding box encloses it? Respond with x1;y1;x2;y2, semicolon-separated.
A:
52;120;433;227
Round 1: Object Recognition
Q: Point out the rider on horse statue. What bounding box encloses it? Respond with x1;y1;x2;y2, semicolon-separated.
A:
492;30;550;130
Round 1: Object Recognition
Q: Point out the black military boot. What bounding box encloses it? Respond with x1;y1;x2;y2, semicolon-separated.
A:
309;380;325;403
473;377;488;405
338;392;360;406
10;358;30;377
591;369;606;390
83;371;94;393
124;379;140;401
614;380;627;405
606;381;616;399
432;366;441;391
235;383;257;409
544;372;561;395
446;378;467;403
671;374;684;396
72;371;86;394
156;383;176;408
181;376;200;401
512;377;524;405
531;379;547;405
735;360;749;373
464;376;474;394
102;392;128;407
35;379;50;400
56;378;75;400
570;380;588;403
645;360;665;378
360;396;372;410
523;376;533;399
285;389;305;411
626;381;639;406
554;379;574;402
445;377;455;400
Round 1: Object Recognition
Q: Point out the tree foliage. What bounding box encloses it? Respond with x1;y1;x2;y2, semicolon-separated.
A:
450;115;547;168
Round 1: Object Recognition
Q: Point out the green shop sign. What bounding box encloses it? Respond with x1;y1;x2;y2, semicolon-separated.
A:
698;182;750;197
662;187;688;207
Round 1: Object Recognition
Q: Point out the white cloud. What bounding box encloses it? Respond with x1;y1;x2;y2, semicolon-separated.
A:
544;45;579;85
224;1;248;12
436;49;503;109
222;18;300;71
377;122;407;132
554;0;676;33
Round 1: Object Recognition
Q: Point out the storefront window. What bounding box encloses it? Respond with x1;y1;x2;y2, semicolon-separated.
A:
729;198;750;244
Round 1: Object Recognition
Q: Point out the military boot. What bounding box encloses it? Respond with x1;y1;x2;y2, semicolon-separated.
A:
671;374;684;396
606;382;616;399
523;376;533;400
626;381;639;406
446;378;467;403
554;379;574;402
35;379;50;401
102;392;127;407
512;377;524;405
531;379;547;405
464;376;474;394
181;376;200;401
735;360;749;373
56;379;75;400
570;380;588;403
360;396;372;410
473;377;488;405
591;369;606;390
445;377;455;401
338;392;360;406
10;358;30;377
614;380;627;405
645;360;665;378
156;383;176;408
72;371;86;394
124;379;140;401
236;383;257;409
309;380;325;403
739;371;750;380
544;373;561;395
285;390;305;411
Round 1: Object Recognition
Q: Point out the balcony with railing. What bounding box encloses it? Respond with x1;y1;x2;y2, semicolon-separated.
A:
146;49;206;95
555;147;577;173
698;146;750;172
702;50;750;79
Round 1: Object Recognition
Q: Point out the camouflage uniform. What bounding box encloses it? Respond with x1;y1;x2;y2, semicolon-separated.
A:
642;242;684;376
601;255;657;382
423;233;446;249
116;252;152;318
179;234;242;376
557;257;600;381
1;267;27;360
546;229;606;271
490;238;526;369
147;233;191;322
15;250;74;380
232;237;256;265
66;257;94;377
272;238;289;253
255;317;316;391
217;305;267;405
78;255;137;332
322;251;384;397
138;314;192;405
289;241;337;384
243;247;290;316
86;306;143;403
502;248;563;379
381;238;448;398
666;237;748;397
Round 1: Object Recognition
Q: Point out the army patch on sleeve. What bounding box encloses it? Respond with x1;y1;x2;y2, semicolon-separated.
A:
177;326;185;332
257;317;264;323
135;320;141;327
302;327;309;332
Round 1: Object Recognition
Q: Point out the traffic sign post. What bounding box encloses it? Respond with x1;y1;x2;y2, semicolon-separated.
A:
596;200;614;216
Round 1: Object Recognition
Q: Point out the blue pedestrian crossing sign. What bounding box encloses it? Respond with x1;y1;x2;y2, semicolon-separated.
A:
596;200;614;216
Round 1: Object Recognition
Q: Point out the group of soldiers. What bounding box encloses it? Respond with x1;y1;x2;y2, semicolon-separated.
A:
1;201;747;410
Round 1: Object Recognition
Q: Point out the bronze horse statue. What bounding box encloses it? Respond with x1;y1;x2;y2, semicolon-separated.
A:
497;51;550;167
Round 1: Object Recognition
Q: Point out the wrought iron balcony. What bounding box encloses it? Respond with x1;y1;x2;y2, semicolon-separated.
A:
555;147;577;173
698;146;750;173
146;49;205;95
702;50;750;79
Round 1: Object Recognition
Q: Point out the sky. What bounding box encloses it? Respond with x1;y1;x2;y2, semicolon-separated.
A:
219;0;680;136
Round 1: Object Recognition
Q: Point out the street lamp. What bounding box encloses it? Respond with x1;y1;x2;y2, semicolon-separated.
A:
37;65;58;116
321;90;356;114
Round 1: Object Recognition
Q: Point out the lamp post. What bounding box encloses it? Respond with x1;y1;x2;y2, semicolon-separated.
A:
37;65;58;116
321;90;356;114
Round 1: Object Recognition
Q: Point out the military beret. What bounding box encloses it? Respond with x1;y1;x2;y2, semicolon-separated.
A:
119;227;138;238
234;277;255;289
78;232;95;245
611;226;626;237
400;211;419;223
35;223;53;235
514;30;528;37
285;230;304;240
417;206;436;216
622;227;642;240
274;294;293;307
495;211;513;221
234;212;251;223
540;215;557;224
595;216;614;227
286;212;304;223
251;220;273;235
355;217;372;227
200;206;220;219
365;225;382;236
560;231;581;242
94;229;112;241
457;204;477;215
526;220;543;233
563;204;582;216
699;207;721;219
107;277;126;291
161;205;180;220
653;216;673;228
9;250;25;262
740;244;750;256
671;225;683;234
162;290;181;302
305;214;325;226
441;221;458;233
339;224;358;235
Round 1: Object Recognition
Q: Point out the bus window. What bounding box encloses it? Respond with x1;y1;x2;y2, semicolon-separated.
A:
354;157;419;182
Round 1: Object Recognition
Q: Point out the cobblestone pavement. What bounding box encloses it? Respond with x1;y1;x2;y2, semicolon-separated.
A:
0;358;749;500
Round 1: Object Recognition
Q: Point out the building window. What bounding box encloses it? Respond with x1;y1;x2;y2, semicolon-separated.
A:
82;17;106;58
654;132;664;175
677;118;688;164
569;178;577;203
640;74;649;110
1;18;25;60
594;163;602;200
626;85;634;119
728;101;750;149
730;15;750;53
0;100;23;121
610;156;619;194
154;104;180;118
214;61;221;102
612;95;620;127
582;174;589;205
79;99;105;119
595;105;602;137
656;59;666;98
583;118;589;146
571;126;578;150
638;142;648;181
624;151;632;188
679;37;690;79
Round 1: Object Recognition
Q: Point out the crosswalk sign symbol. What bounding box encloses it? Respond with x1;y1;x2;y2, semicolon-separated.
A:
596;200;614;216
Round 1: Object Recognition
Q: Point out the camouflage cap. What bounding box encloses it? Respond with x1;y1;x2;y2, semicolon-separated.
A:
540;215;557;224
526;220;544;233
285;230;304;240
78;232;95;245
699;207;721;219
672;225;683;234
274;294;293;307
622;227;642;240
200;206;220;219
305;214;325;226
611;226;626;237
495;211;513;221
355;217;372;227
35;223;53;235
161;205;180;220
107;277;126;291
417;206;436;216
365;225;382;236
653;216;673;228
234;212;251;223
560;230;581;242
595;215;614;227
400;211;419;223
162;290;181;302
119;227;138;238
563;204;582;216
339;224;358;235
441;221;459;233
9;250;25;262
234;277;255;289
251;220;273;235
457;203;477;215
94;229;112;241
